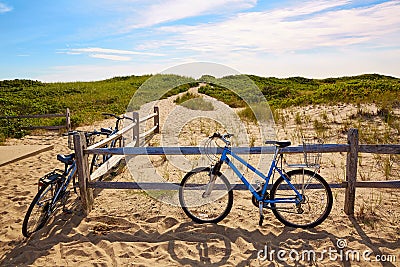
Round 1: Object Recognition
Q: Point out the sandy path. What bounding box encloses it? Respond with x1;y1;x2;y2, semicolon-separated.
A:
0;145;53;167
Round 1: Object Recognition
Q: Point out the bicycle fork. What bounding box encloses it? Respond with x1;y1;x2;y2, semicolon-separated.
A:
203;161;223;198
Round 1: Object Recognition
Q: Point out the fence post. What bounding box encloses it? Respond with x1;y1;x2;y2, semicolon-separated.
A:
66;108;72;148
154;106;160;134
344;128;359;215
132;112;139;147
73;132;93;214
65;108;71;133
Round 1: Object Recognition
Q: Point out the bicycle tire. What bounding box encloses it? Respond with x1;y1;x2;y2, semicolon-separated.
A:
89;154;103;175
72;171;80;198
22;183;54;237
270;169;333;228
179;167;233;224
89;136;122;175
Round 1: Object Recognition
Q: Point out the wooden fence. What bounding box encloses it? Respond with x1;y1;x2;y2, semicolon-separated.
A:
0;108;71;132
73;107;159;212
73;122;400;216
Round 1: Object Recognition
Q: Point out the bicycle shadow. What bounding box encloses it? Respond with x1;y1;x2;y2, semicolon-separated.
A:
0;198;86;266
2;192;399;267
3;209;397;266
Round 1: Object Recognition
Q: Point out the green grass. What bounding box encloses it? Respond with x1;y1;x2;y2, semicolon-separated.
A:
181;98;214;111
237;106;257;123
0;76;148;141
0;75;198;141
174;92;214;111
174;92;197;104
1;73;400;142
198;74;400;110
198;84;246;108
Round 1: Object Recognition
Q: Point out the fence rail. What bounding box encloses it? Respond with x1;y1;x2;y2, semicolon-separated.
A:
0;108;71;132
73;107;159;212
73;121;400;216
85;144;350;156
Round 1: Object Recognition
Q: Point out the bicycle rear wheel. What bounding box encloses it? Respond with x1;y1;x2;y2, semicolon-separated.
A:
90;154;105;174
22;183;54;237
179;167;233;223
89;137;122;175
270;169;333;228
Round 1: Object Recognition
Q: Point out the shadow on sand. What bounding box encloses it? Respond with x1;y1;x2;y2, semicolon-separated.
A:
1;206;398;267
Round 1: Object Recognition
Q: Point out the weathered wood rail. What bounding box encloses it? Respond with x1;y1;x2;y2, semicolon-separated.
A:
0;108;71;132
73;125;400;216
74;107;159;212
88;107;160;180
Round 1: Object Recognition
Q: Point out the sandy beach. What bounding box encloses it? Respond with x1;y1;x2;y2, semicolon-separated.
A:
0;90;399;266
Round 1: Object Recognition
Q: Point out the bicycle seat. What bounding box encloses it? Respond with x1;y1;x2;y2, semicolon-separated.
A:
57;153;75;165
100;127;113;135
265;140;291;147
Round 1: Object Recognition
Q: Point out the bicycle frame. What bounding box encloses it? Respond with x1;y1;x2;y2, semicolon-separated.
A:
215;146;303;205
43;162;77;214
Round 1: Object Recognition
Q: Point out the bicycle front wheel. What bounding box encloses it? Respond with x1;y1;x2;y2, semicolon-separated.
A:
270;169;333;228
22;183;54;237
179;167;233;224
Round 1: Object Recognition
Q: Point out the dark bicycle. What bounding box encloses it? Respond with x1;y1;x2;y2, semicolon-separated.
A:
89;113;133;174
22;131;101;237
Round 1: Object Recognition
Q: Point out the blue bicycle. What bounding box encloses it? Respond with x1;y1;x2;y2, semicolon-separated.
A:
179;132;333;228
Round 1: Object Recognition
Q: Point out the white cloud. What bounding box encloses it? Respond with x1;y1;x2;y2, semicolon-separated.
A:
266;0;351;19
59;47;165;61
0;2;12;13
89;54;132;61
36;1;400;81
155;0;400;55
128;0;256;28
68;47;165;57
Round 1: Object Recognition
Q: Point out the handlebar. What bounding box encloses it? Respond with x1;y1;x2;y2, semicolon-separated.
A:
64;130;109;146
102;113;134;121
63;130;108;137
209;132;234;146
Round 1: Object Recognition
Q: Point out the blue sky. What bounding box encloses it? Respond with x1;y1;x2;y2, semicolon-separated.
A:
0;0;399;81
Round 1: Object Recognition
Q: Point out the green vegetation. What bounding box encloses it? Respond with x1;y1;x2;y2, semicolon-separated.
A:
174;92;198;105
161;82;198;99
237;106;257;123
1;73;400;142
0;76;149;141
199;84;245;108
198;74;400;109
0;75;197;141
174;92;214;111
127;74;197;110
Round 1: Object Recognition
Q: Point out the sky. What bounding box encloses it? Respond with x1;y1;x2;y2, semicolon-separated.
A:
0;0;399;82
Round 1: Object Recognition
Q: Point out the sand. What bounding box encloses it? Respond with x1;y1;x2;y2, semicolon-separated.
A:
0;145;54;167
0;89;399;266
